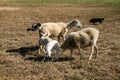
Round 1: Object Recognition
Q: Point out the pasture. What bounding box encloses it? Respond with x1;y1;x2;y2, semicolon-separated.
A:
0;0;120;80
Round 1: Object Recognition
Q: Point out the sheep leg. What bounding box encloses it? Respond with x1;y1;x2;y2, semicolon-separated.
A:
76;43;83;60
62;30;68;41
39;44;44;54
41;29;50;37
38;42;40;54
42;53;47;62
39;48;41;54
94;45;98;58
42;48;49;62
48;50;54;62
42;56;46;62
61;35;64;42
60;28;67;41
89;45;94;60
51;55;57;62
39;45;41;54
43;46;46;53
69;50;73;60
62;33;66;41
77;47;83;60
58;36;60;42
59;49;65;57
54;49;61;61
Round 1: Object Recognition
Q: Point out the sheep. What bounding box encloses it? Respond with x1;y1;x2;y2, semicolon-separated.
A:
60;27;99;61
26;19;82;54
27;19;82;42
38;36;52;54
90;18;104;24
39;37;61;61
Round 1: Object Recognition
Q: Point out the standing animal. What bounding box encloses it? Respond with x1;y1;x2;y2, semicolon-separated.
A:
90;18;104;24
60;27;99;60
27;19;82;42
39;37;61;61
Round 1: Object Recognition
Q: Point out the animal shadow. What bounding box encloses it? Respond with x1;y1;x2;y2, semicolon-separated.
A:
6;46;74;62
25;56;74;62
6;46;39;56
25;56;45;62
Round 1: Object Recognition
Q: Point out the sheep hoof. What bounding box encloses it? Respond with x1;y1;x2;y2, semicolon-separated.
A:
95;54;98;58
87;61;90;64
52;58;58;62
41;58;46;62
93;54;98;58
53;59;58;62
41;60;45;62
94;56;97;58
69;57;73;61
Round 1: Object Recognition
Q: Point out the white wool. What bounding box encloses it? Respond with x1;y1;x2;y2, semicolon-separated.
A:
61;27;99;61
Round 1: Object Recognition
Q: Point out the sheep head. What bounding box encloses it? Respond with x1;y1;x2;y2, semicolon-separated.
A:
26;23;41;31
67;19;82;29
75;19;82;28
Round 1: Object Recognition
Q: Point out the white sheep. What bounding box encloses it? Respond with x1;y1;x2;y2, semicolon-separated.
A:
38;36;52;54
39;37;61;61
60;27;99;60
27;19;82;42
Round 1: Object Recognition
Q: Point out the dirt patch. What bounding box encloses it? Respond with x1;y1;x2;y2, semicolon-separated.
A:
0;3;120;80
0;7;20;11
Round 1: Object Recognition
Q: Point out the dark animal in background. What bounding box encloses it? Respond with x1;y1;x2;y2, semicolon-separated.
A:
90;18;104;24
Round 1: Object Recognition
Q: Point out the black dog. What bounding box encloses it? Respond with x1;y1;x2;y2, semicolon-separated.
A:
90;18;104;24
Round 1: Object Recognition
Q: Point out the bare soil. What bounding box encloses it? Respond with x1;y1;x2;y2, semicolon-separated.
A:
0;3;120;80
0;7;20;11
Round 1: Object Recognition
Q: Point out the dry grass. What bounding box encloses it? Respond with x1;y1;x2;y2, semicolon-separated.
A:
0;3;120;80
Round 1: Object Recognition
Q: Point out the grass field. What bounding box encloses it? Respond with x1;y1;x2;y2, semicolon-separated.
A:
0;0;120;6
0;0;120;80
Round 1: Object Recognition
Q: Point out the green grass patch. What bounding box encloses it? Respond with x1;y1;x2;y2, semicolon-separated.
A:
0;0;120;6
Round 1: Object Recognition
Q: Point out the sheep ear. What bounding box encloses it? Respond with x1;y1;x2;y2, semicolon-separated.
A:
37;23;41;27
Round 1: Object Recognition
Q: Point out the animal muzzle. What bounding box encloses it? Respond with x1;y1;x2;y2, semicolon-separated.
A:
26;28;36;31
26;28;32;31
78;26;82;29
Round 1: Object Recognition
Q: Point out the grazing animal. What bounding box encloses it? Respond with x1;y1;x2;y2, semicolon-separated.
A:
27;19;82;42
38;36;52;54
60;27;99;60
90;18;104;24
39;37;61;61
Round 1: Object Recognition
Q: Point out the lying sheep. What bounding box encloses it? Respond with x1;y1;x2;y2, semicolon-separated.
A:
27;19;82;42
39;37;61;61
60;27;99;60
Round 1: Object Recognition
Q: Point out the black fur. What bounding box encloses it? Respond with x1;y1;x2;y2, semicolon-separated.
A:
31;23;41;31
26;23;41;31
90;18;104;24
26;28;31;31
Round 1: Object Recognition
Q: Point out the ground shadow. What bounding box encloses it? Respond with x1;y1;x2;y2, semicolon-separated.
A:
25;56;74;62
6;46;39;56
6;46;74;62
